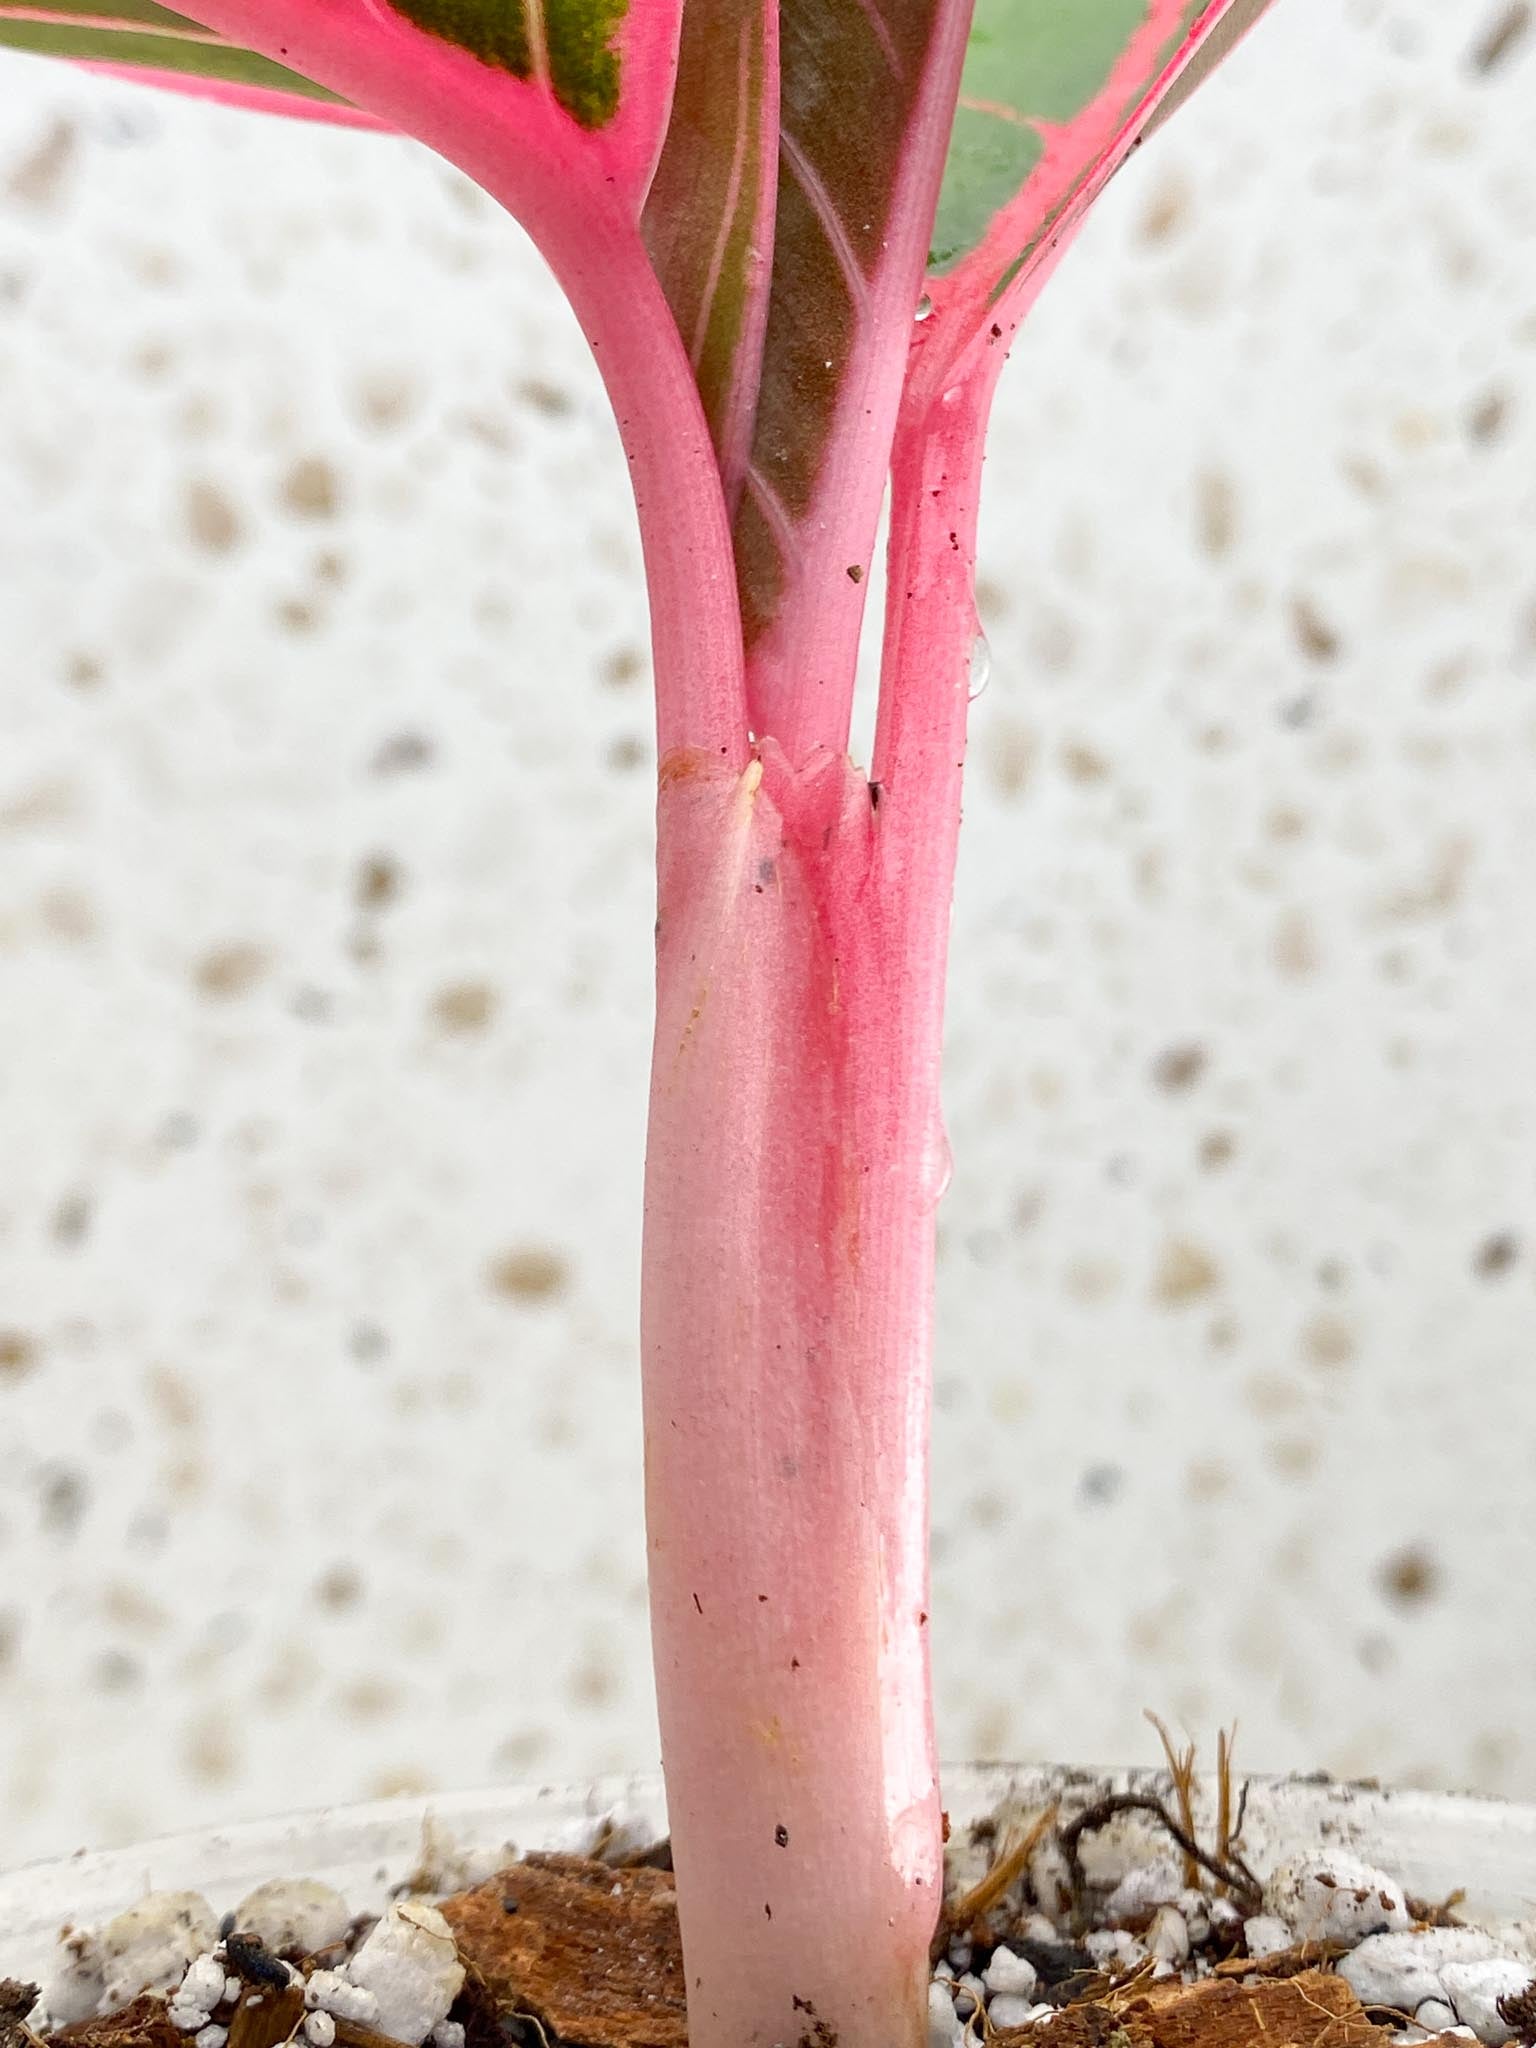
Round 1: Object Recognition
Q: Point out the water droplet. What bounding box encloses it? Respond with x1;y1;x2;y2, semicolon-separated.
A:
967;632;992;701
914;293;933;322
924;1126;955;1208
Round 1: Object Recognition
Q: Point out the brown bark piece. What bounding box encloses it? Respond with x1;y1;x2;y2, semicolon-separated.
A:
225;1981;305;2048
1136;1970;1376;2048
995;1971;1377;2048
3;1981;42;2048
440;1854;686;2048
1211;1946;1349;1981
50;1996;183;2048
331;2024;413;2048
1002;2006;1154;2048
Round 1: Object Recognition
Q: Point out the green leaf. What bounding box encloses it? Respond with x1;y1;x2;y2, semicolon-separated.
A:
930;0;1151;271
0;1;350;105
907;0;1279;413
388;0;630;128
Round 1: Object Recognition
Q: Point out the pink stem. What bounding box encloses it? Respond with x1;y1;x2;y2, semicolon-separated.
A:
639;360;1000;2048
642;740;940;2048
873;348;1006;932
550;220;747;765
157;0;749;764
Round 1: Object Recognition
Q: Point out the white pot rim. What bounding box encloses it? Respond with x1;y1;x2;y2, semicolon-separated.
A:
3;1765;1532;1986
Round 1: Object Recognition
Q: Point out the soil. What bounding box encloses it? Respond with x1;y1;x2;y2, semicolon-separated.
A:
5;1786;1535;2048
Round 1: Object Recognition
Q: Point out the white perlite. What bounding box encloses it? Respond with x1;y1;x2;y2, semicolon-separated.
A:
1086;1929;1147;1971
927;1978;962;2048
1438;1960;1535;2045
982;1946;1039;2000
1243;1915;1295;1960
176;1955;228;2014
345;1902;465;2047
232;1880;352;1959
304;1969;381;2028
988;1993;1044;2030
1341;1929;1533;2042
1147;1907;1192;1968
1105;1860;1186;1923
1180;1890;1214;1947
100;1894;220;2011
40;1934;105;2031
951;1972;986;2019
1264;1856;1410;1945
304;2012;337;2047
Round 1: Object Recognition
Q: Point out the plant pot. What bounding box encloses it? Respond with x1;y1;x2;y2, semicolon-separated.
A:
3;1766;1533;1985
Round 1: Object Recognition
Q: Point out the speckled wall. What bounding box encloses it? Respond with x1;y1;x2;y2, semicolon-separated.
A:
1;0;1533;1868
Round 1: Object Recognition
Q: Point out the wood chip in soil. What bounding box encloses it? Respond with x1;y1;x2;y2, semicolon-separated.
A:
2;1981;41;2048
440;1853;686;2048
224;1980;305;2048
1210;1944;1348;1981
48;1995;183;2048
994;1970;1379;2048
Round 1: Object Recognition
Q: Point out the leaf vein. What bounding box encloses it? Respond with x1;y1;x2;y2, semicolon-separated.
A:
778;127;870;319
0;3;221;37
849;0;904;80
689;18;756;374
742;463;800;576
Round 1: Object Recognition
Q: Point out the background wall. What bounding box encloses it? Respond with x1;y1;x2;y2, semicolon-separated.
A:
1;0;1533;1867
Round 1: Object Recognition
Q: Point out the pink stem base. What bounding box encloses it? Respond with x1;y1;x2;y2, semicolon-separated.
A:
642;742;946;2048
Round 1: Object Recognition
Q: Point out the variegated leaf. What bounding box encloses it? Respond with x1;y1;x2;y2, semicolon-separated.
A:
0;0;359;111
643;0;778;512
910;0;1279;404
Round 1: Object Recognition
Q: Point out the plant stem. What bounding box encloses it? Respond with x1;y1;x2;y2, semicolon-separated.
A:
167;0;749;765
640;363;1000;2048
873;346;1006;948
641;741;940;2048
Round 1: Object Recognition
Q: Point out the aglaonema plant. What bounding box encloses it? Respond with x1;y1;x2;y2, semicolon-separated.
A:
1;3;1278;2042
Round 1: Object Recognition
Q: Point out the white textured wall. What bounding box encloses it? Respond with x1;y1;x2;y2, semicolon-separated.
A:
2;0;1533;1867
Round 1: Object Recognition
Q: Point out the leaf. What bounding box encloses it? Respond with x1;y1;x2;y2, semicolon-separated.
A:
911;0;1279;402
1142;0;1277;137
735;0;946;635
0;0;682;209
642;0;777;514
724;0;975;740
0;1;357;111
388;0;631;131
364;0;683;201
